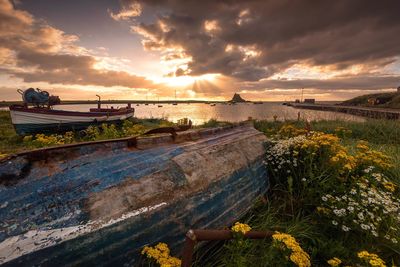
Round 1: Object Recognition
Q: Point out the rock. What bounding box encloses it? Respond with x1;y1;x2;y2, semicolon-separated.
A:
231;93;246;102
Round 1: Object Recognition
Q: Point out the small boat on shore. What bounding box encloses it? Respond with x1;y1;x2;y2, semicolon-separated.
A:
9;89;134;135
0;123;268;266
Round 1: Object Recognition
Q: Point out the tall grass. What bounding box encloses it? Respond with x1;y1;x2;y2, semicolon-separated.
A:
255;119;400;145
193;119;400;266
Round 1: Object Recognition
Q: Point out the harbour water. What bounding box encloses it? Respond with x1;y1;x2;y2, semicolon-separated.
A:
52;102;364;124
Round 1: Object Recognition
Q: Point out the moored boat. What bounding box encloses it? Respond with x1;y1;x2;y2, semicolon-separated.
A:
10;105;134;135
0;123;269;266
9;89;134;135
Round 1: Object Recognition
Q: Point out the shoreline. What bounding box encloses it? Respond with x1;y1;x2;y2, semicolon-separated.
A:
291;103;400;119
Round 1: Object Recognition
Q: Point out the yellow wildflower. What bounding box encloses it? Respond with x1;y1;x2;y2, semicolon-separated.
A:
272;232;311;267
278;124;308;137
141;243;181;267
22;135;33;142
316;207;330;214
357;250;386;267
355;141;392;169
383;182;396;192
231;222;252;235
155;242;170;255
328;257;342;266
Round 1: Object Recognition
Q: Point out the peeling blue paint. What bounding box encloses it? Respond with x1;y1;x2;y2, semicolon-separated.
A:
0;146;185;241
0;125;268;266
3;159;267;266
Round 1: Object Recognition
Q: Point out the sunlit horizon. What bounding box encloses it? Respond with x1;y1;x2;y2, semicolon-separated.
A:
1;0;400;102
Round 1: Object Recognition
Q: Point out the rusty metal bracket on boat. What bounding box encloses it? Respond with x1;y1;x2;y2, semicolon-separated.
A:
143;120;192;139
127;120;192;146
181;229;273;267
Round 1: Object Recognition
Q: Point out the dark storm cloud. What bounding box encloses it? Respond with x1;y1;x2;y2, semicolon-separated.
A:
12;51;153;88
0;0;154;89
127;0;400;81
242;75;400;91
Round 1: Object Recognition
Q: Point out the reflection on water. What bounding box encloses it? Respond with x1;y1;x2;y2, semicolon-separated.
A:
48;102;364;124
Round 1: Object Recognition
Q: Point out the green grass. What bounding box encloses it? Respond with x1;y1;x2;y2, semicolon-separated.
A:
192;119;400;267
0;110;24;155
254;119;400;145
341;91;400;109
0;111;229;156
2;109;400;265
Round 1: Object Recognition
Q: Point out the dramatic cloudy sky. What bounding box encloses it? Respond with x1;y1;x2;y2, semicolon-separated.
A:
1;0;400;101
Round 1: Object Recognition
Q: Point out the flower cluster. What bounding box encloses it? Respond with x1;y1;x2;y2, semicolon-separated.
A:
357;250;386;267
355;141;392;170
231;222;252;235
264;134;306;175
141;242;181;267
334;127;352;138
320;169;400;243
272;232;311;267
261;124;399;266
278;124;308;138
327;257;342;266
265;129;356;182
23;131;75;147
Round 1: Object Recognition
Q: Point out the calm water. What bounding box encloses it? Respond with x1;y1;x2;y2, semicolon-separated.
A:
44;102;364;125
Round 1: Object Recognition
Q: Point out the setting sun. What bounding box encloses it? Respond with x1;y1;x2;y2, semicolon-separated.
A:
152;73;220;88
1;1;400;267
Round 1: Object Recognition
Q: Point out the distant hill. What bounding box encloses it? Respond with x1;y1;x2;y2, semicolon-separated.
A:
341;91;400;108
231;93;246;102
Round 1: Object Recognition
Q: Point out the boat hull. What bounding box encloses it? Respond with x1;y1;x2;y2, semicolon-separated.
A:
0;124;268;266
9;106;134;135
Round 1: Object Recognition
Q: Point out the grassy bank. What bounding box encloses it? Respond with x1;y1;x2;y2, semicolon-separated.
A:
0;110;173;156
2;109;400;266
341;91;400;109
0;110;230;156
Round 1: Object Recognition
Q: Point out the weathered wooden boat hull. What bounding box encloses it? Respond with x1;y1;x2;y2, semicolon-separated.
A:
9;106;134;135
0;124;268;266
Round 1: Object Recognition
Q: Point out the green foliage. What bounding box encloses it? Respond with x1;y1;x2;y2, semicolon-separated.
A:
0;110;24;155
0;111;201;156
198;118;232;128
22;132;76;148
195;122;400;267
255;119;400;145
341;92;398;107
0;114;178;155
122;119;146;136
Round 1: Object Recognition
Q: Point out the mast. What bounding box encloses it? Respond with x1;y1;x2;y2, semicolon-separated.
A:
301;88;304;103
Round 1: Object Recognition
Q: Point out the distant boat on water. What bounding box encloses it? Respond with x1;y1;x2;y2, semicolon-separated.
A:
9;89;134;135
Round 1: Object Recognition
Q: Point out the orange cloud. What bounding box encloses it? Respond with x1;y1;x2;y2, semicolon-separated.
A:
0;0;155;90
